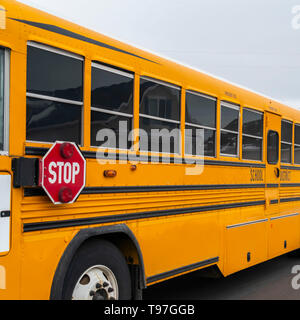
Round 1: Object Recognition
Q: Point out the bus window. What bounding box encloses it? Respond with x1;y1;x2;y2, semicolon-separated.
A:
185;91;216;157
26;43;83;145
139;77;181;154
90;63;134;150
220;102;240;157
242;108;263;161
294;124;300;164
267;130;279;164
281;120;292;164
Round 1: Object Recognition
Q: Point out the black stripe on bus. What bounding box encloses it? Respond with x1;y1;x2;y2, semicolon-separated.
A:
83;184;266;193
280;183;300;187
266;184;279;188
25;147;48;156
281;165;300;171
24;184;266;197
23;200;265;232
147;257;219;284
9;18;158;64
280;197;300;203
26;182;298;197
25;147;266;168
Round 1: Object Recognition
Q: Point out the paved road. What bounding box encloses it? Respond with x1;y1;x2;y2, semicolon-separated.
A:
143;252;300;300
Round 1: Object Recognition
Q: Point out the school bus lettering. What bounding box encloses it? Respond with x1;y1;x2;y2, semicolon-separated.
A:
250;168;264;182
280;170;291;181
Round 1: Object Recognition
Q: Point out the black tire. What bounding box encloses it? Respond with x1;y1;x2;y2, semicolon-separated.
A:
62;239;132;300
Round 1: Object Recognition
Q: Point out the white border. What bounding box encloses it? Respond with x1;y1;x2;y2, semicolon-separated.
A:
186;90;217;102
28;41;84;61
140;76;180;91
26;92;83;106
92;62;134;79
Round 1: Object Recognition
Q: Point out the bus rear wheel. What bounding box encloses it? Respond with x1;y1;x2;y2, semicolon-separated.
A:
62;240;132;300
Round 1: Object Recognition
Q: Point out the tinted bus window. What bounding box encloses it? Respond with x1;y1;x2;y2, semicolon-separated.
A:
242;108;263;161
27;45;83;101
220;102;240;156
26;98;82;144
281;120;292;164
294;124;300;164
91;63;134;149
26;43;83;144
267;131;279;164
140;78;180;154
185;91;216;157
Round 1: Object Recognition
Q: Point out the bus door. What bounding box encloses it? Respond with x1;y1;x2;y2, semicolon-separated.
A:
265;111;281;215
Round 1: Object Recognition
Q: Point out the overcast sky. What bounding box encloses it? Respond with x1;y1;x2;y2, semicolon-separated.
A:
17;0;300;108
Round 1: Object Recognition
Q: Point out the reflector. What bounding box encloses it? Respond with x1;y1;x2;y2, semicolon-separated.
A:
59;187;73;203
60;142;74;159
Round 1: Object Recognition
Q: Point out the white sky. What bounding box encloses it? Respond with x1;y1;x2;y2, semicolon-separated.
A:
17;0;300;108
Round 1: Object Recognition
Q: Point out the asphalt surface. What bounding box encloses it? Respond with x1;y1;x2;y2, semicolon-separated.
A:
143;252;300;300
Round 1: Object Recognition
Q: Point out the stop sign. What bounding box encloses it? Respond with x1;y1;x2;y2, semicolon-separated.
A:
39;142;86;205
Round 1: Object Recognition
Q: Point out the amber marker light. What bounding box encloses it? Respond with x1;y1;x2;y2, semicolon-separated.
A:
104;170;117;178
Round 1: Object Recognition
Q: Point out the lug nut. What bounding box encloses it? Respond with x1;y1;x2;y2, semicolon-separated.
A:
108;287;114;293
103;282;109;287
89;290;95;296
96;283;102;289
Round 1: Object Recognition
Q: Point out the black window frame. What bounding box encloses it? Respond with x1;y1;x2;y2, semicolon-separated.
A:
242;107;264;161
90;62;134;150
185;90;217;157
267;130;279;165
26;42;84;145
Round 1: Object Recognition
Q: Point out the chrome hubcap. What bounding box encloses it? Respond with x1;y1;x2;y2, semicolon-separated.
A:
72;265;119;300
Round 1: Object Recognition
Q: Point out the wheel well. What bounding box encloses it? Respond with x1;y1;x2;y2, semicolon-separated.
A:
79;232;141;266
50;224;146;300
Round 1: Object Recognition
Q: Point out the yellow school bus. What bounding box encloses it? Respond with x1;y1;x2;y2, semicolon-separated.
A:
0;0;300;300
